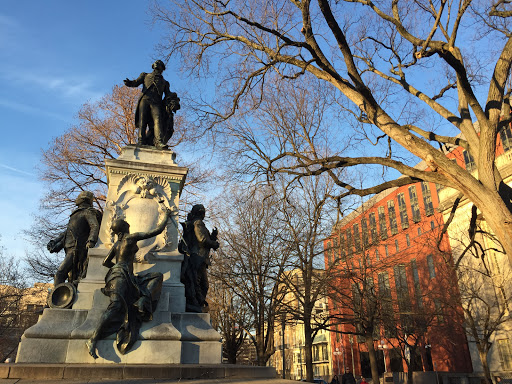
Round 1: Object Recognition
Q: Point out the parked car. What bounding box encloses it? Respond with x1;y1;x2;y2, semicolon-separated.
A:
314;379;328;384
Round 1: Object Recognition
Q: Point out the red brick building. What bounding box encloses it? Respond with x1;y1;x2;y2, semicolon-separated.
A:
324;176;473;378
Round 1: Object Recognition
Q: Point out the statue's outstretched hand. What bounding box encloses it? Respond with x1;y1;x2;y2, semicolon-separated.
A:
47;240;56;252
123;78;132;86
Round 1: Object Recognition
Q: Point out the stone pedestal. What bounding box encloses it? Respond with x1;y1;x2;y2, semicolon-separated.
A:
16;146;222;364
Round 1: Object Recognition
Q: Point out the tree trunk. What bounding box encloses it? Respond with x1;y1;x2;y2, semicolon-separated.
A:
479;197;512;263
365;334;380;384
454;177;512;262
407;366;414;384
478;347;493;384
226;347;237;364
304;321;314;382
255;325;268;366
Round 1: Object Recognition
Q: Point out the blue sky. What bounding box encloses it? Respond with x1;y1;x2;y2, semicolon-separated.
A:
0;1;185;261
0;2;501;266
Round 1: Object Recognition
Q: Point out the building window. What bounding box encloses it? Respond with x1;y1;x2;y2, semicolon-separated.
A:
417;227;421;236
500;126;512;152
378;206;388;239
497;339;512;370
427;254;436;279
408;186;421;223
379;272;391;296
395;239;399;252
339;232;346;259
369;213;378;244
353;223;361;252
430;221;435;230
326;240;332;266
361;218;369;247
330;239;337;265
313;343;329;362
463;150;476;172
375;249;380;261
385;245;389;257
406;234;410;247
379;272;391;297
388;200;399;235
352;283;362;313
346;228;353;256
366;253;372;269
397;193;409;229
434;299;444;323
352;283;365;342
378;272;393;336
411;259;423;308
394;264;412;331
421;182;434;216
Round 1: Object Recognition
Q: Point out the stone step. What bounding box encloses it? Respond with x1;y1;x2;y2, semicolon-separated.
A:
0;364;276;381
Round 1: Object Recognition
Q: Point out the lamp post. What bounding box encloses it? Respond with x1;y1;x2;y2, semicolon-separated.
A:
378;340;388;373
342;337;347;373
336;348;340;375
281;315;286;379
299;346;303;380
349;335;355;374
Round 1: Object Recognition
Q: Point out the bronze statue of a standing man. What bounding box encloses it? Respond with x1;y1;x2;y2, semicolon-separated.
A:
124;60;180;149
179;204;219;313
47;191;102;286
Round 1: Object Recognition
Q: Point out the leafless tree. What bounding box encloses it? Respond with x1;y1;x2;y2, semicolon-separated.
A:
327;241;393;383
207;77;342;380
273;174;339;382
0;237;27;362
212;186;289;366
152;0;512;260
208;277;249;364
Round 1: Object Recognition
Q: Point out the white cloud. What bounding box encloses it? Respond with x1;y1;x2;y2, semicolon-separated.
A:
0;13;23;54
0;12;103;105
0;69;103;103
0;163;35;177
0;98;70;122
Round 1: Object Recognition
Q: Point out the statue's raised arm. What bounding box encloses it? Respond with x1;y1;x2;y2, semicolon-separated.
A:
130;205;172;242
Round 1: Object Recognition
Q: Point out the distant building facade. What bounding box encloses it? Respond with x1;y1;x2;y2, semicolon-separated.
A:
324;123;512;380
269;269;333;381
0;283;50;362
325;175;472;378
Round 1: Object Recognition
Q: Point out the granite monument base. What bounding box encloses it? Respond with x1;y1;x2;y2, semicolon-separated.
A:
16;146;222;365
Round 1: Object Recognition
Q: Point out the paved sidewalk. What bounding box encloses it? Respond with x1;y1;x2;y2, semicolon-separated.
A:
0;379;296;384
